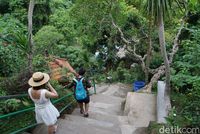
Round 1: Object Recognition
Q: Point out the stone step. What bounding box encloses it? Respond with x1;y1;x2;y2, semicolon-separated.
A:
32;124;47;134
32;84;153;134
124;92;156;127
95;83;131;95
89;101;123;115
120;125;137;134
120;125;148;134
72;108;129;125
95;84;110;94
101;83;131;98
62;114;121;133
57;119;120;134
133;127;148;134
90;93;125;105
32;116;125;134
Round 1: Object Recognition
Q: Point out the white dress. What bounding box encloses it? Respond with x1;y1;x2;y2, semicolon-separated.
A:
28;88;60;126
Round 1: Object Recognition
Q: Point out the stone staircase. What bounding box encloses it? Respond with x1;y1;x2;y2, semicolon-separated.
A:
32;83;156;134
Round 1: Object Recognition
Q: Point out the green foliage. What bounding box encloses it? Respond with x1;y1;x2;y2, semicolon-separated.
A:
150;52;163;69
0;0;199;131
34;25;64;55
49;0;73;13
8;0;28;23
172;24;200;92
57;45;98;69
169;22;200;127
32;54;48;72
59;46;84;67
0;45;25;76
0;88;6;96
1;99;20;114
0;0;9;14
50;8;77;45
0;80;76;133
168;86;200;127
0;14;26;37
0;70;32;95
105;63;143;84
0;14;27;76
148;121;166;134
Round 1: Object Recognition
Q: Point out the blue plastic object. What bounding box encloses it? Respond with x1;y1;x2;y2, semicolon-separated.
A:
133;81;145;91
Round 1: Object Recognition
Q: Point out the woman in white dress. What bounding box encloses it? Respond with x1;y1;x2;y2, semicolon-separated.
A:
28;72;60;134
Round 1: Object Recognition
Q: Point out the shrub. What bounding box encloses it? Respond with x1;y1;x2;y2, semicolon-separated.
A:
1;99;20;114
0;70;32;95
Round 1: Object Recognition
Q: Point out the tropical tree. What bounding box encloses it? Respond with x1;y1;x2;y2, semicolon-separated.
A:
142;0;187;123
28;0;35;72
146;0;172;97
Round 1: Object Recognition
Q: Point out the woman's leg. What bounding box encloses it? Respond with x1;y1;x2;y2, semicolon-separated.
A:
85;103;89;114
48;124;57;134
48;125;54;134
84;97;90;117
79;102;84;114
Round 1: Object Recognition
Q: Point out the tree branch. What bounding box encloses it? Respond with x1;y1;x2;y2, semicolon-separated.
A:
169;20;185;64
142;20;185;92
110;14;132;44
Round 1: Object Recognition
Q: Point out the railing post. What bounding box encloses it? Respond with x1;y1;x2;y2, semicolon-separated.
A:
93;79;96;94
89;68;96;94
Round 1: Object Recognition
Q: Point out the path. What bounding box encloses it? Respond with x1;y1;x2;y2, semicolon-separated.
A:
33;83;156;134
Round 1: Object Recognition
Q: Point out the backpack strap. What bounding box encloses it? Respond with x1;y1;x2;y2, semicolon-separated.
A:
73;78;78;83
73;77;84;83
80;77;84;82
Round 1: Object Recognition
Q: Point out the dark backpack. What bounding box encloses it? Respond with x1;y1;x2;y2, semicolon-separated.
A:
74;78;87;100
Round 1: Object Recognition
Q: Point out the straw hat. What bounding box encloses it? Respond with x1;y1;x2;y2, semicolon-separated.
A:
28;72;50;87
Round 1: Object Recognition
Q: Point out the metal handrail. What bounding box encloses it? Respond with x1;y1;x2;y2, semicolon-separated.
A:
0;92;75;134
0;93;74;119
0;94;28;100
0;80;96;133
11;99;76;134
0;107;34;119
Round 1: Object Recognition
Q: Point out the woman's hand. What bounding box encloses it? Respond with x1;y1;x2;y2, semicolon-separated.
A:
47;82;51;88
45;82;59;98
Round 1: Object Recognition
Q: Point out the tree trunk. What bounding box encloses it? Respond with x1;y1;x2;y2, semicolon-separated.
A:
28;0;35;73
158;12;171;96
158;11;171;116
145;16;153;84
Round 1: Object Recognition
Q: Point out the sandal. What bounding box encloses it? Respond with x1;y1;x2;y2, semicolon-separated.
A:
80;109;84;114
83;113;89;117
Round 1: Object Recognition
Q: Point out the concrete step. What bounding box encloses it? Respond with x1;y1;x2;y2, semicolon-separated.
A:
95;84;110;94
57;119;120;134
32;124;47;134
120;125;148;134
62;114;121;133
124;92;156;127
89;101;123;115
120;125;137;134
90;93;125;105
101;83;131;98
72;108;129;125
133;127;148;134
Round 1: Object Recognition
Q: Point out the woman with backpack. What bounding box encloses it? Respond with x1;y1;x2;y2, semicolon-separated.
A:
28;72;60;134
68;68;91;117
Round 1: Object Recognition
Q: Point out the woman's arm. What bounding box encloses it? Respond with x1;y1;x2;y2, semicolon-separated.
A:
45;82;59;98
85;78;91;88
